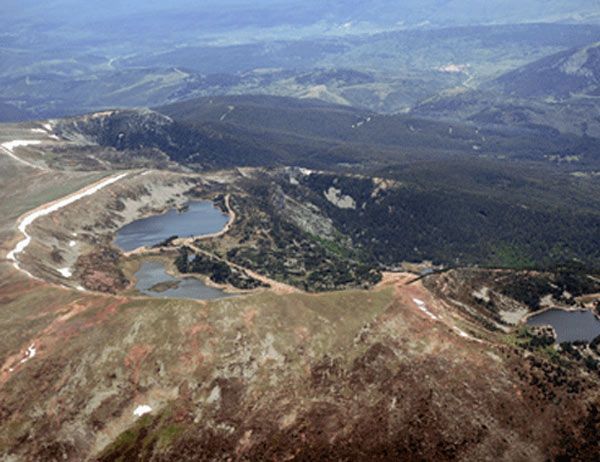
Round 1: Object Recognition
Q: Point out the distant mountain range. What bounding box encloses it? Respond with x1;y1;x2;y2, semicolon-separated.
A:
415;41;600;137
6;0;600;37
490;42;600;99
2;23;600;122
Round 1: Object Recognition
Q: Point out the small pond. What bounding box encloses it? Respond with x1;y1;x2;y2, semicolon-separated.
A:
527;308;600;343
116;201;229;252
134;261;231;301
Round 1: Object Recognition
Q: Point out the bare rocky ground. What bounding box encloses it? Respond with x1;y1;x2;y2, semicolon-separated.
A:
0;126;598;461
1;267;599;461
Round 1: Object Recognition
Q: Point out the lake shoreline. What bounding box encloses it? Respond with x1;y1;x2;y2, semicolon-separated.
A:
115;199;230;253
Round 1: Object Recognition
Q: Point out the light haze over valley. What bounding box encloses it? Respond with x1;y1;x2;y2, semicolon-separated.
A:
0;1;600;461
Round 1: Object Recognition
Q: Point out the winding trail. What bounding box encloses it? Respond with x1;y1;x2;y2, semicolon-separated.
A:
124;194;298;294
7;173;129;278
123;194;237;259
185;242;300;295
194;194;236;242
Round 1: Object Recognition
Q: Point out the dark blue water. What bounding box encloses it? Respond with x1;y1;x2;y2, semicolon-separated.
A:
115;201;228;252
527;308;600;343
134;261;230;301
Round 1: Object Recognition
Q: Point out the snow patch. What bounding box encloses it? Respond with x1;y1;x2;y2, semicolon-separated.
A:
69;240;76;248
453;326;481;343
58;267;72;278
413;299;479;341
133;405;152;417
352;116;373;129
438;64;469;74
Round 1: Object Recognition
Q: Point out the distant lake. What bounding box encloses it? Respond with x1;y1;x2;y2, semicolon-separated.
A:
527;308;600;343
115;201;229;252
135;261;230;301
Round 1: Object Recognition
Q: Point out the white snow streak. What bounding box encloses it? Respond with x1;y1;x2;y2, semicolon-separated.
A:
455;328;470;338
3;140;42;151
219;105;235;121
19;344;36;364
412;298;439;320
0;140;42;169
412;299;481;342
7;343;39;374
7;173;128;277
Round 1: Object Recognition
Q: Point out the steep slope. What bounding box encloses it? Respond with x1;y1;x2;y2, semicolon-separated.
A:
158;95;369;140
44;96;600;175
273;167;600;269
158;95;600;168
490;42;600;99
413;42;600;138
54;108;306;169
